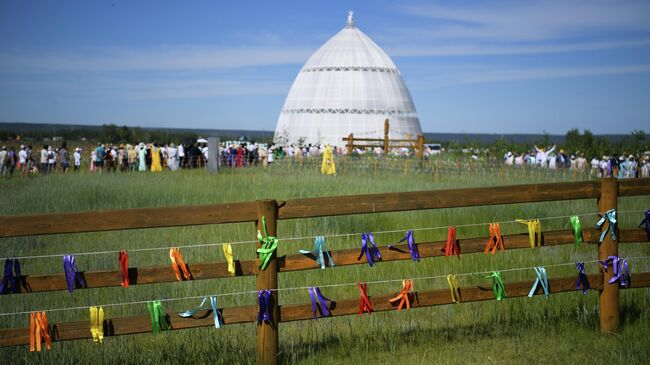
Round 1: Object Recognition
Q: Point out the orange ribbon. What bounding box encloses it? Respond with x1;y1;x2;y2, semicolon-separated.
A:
29;312;51;352
389;280;415;310
441;226;459;257
484;223;504;254
169;248;191;281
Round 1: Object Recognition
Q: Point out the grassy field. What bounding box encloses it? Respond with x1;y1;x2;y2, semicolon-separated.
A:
0;165;648;364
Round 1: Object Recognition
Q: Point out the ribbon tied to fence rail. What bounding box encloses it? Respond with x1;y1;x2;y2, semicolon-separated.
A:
29;311;51;352
257;216;278;271
147;301;169;334
516;219;542;249
179;296;221;328
299;236;334;269
257;290;272;324
388;230;419;261
389;279;415;310
599;256;630;288
640;210;650;240
528;267;550;298
441;226;460;257
222;243;236;276
486;271;506;300
358;232;382;267
308;287;332;319
118;251;129;287
447;274;461;303
0;258;21;294
569;216;583;246
484;223;504;254
89;306;104;343
63;255;86;293
169;248;192;281
595;209;617;243
358;282;373;315
575;262;590;294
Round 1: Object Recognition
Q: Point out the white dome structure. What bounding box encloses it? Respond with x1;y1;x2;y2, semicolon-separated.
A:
274;12;421;146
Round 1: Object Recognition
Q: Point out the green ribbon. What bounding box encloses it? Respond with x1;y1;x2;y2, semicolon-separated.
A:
147;300;169;334
569;216;582;246
256;216;278;271
485;271;507;301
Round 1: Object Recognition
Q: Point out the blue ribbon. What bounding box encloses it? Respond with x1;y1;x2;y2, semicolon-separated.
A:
528;266;549;298
639;210;650;240
0;258;21;294
178;296;222;328
358;233;382;267
63;255;85;293
299;236;334;269
599;256;630;288
388;230;420;261
575;262;590;294
595;209;617;243
308;287;332;319
257;290;272;324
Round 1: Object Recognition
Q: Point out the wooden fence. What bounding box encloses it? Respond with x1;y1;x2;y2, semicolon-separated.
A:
1;178;649;365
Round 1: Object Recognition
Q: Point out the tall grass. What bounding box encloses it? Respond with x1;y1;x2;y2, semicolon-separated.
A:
0;167;648;364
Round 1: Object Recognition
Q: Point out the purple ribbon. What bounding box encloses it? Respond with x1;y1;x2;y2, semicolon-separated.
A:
63;255;86;293
0;258;21;294
640;210;650;240
358;233;382;267
599;256;630;288
575;262;590;294
308;287;332;319
388;230;420;261
257;290;272;323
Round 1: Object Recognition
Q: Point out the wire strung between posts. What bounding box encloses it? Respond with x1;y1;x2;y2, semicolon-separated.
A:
2;210;645;261
2;256;648;317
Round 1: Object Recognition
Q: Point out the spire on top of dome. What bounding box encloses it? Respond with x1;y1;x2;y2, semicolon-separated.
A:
346;10;355;28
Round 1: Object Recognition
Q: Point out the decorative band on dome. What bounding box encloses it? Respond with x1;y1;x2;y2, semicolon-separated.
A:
301;66;399;74
282;108;418;118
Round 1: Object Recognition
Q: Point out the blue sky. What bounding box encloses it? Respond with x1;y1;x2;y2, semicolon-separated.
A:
1;0;649;134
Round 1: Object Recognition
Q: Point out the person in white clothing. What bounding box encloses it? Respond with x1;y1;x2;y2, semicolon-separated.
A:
534;145;556;168
167;143;179;171
73;148;82;171
18;145;28;176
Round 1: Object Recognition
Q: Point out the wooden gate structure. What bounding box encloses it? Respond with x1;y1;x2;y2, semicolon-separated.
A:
343;119;426;159
0;178;649;365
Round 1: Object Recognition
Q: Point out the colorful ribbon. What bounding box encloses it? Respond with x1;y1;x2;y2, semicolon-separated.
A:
29;311;51;352
575;262;590;294
308;287;332;319
222;243;235;276
484;223;504;254
358;232;382;267
388;230;419;261
516;219;542;249
528;267;549;298
179;296;221;328
447;274;461;303
147;301;169;334
639;210;650;240
257;290;272;324
63;255;86;293
89;306;104;343
0;258;21;294
485;271;506;300
595;209;617;243
389;280;415;310
358;282;373;315
299;236;334;269
599;256;630;288
118;251;129;288
169;247;192;281
257;216;278;271
441;226;459;257
569;216;583;246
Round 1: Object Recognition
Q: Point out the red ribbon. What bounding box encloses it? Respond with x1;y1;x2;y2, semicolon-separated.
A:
484;223;504;254
119;250;129;288
357;282;373;316
441;226;460;257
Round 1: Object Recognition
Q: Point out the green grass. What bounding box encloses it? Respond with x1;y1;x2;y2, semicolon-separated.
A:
0;165;648;364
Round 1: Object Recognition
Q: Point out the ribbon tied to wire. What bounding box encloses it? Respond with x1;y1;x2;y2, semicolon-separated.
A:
222;243;236;276
257;290;272;324
575;262;590;294
569;216;583;246
358;232;382;267
484;223;504;254
528;267;550;298
595;209;617;243
299;236;334;269
63;255;86;293
118;251;129;287
358;282;373;315
639;210;650;240
0;258;21;294
29;311;51;352
599;256;630;288
447;274;461;303
389;279;415;310
388;230;419;261
147;301;169;334
308;287;332;319
441;226;460;257
257;216;278;271
485;271;506;300
179;296;221;328
516;219;542;249
169;247;192;281
89;306;105;343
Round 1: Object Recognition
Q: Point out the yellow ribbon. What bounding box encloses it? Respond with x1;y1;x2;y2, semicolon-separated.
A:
447;274;461;303
89;306;104;343
516;219;542;248
222;243;235;276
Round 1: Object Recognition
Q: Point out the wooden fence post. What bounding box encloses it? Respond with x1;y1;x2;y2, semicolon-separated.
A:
598;178;619;333
256;200;279;365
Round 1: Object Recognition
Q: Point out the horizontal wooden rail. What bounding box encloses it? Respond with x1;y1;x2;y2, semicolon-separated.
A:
5;228;647;295
618;178;650;197
2;271;649;347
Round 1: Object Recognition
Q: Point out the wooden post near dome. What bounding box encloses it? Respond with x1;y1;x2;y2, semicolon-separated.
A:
416;134;424;160
256;200;279;365
598;178;619;333
346;133;354;155
383;119;390;153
